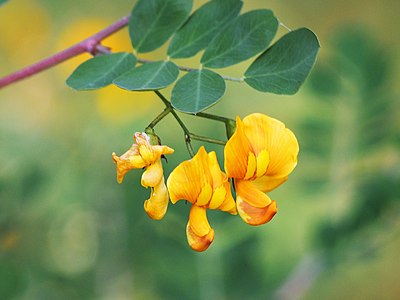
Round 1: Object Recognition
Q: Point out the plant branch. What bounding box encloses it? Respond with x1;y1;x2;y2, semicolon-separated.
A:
154;90;195;157
137;58;244;83
0;15;130;89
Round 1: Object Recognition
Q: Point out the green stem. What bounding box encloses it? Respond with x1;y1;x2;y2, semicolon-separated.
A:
195;112;234;123
279;21;292;32
154;91;190;135
196;111;236;139
154;90;195;157
185;135;195;158
152;91;233;155
146;107;171;129
190;134;226;145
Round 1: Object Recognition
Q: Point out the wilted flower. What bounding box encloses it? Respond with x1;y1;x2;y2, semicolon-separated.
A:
112;132;174;220
167;146;237;252
224;113;299;225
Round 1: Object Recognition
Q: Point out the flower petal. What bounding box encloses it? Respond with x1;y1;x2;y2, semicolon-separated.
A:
134;132;150;144
188;205;211;237
208;186;227;210
241;113;271;155
186;221;214;252
224;117;252;179
242;113;299;178
237;196;277;226
216;182;237;215
112;151;146;183
141;159;163;188
235;179;272;208
244;152;257;180
112;132;174;184
256;149;269;178
153;145;175;156
207;151;224;188
196;183;213;207
139;144;154;164
167;146;211;204
251;175;288;192
143;178;169;220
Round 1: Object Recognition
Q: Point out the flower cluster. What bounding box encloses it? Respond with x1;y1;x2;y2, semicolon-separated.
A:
112;113;299;251
112;132;174;220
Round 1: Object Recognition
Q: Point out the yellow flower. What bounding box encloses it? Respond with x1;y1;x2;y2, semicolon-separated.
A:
167;146;237;252
112;132;174;220
224;113;299;226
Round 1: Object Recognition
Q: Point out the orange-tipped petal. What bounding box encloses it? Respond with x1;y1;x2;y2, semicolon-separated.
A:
224;117;252;179
186;221;214;252
143;178;169;220
188;205;211;237
242;113;299;178
235;179;272;208
141;159;163;188
167;146;211;204
237;197;277;226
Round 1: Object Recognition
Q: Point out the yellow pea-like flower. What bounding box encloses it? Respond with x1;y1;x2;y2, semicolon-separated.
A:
112;132;174;220
224;113;299;226
167;146;237;252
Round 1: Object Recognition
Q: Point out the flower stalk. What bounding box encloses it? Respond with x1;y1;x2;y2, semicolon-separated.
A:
153;91;229;156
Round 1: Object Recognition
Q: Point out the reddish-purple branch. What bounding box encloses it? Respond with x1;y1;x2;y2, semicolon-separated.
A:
0;15;130;89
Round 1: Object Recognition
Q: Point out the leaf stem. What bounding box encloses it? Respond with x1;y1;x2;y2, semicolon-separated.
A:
196;111;236;139
279;21;292;32
153;91;189;135
190;134;226;145
146;107;171;129
137;58;244;83
195;112;234;123
0;15;130;89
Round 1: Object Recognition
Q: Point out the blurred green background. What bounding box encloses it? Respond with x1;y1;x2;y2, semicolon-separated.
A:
1;0;399;299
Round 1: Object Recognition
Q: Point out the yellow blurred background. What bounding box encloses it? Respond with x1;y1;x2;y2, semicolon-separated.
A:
1;0;399;299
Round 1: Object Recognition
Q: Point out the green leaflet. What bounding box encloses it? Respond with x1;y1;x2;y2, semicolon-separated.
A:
244;28;320;95
113;61;179;91
201;9;278;68
171;69;226;113
66;53;137;90
167;0;243;58
129;0;193;53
